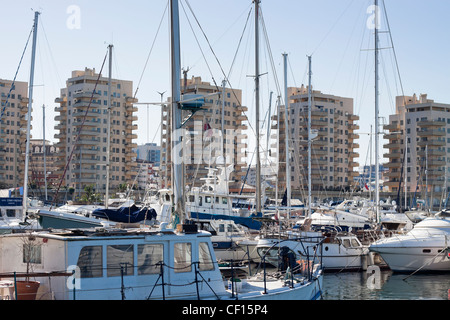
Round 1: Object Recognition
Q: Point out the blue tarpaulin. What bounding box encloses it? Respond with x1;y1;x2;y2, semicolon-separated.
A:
92;205;157;223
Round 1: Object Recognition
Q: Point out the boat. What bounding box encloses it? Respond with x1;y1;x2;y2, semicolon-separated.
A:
159;166;263;230
255;226;370;271
0;222;323;300
369;209;450;272
195;219;257;263
0;198;40;234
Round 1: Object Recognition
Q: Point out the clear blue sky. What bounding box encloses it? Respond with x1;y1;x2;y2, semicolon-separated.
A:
1;0;450;169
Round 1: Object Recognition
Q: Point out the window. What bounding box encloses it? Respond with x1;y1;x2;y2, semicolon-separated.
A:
77;246;103;278
138;244;163;275
22;243;42;265
174;243;192;273
107;245;134;277
199;242;214;271
205;196;212;204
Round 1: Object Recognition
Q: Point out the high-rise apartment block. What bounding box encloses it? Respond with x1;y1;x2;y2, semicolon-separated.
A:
273;86;360;192
54;68;138;196
0;79;29;189
384;94;450;208
160;76;248;189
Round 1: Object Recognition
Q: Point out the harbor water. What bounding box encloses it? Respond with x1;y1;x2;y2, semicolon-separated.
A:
322;270;450;300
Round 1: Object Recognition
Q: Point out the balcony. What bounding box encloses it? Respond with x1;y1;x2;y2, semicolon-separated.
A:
417;139;445;147
417;129;445;137
383;123;400;131
417;119;445;127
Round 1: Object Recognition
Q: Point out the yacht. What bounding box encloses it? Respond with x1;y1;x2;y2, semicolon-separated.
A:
369;210;450;272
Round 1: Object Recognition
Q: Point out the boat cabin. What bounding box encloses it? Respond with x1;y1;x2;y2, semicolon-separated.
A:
0;224;228;300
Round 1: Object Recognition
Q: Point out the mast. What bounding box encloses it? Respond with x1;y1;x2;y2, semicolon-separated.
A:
23;11;40;219
374;0;380;223
105;44;113;209
282;53;290;210
170;0;184;225
404;134;407;210
255;0;262;213
307;55;312;218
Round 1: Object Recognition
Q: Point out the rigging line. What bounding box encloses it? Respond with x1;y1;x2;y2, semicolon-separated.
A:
227;6;253;80
259;10;281;97
39;16;63;88
0;27;33;122
51;48;110;209
183;0;256;138
134;1;168;99
382;0;407;105
180;0;220;91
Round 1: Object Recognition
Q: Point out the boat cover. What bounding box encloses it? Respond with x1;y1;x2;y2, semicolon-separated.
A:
92;205;157;223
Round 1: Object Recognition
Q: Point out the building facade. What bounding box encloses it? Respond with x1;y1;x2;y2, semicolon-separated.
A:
136;143;161;166
384;94;450;209
273;86;360;192
160;76;248;189
0;79;29;189
54;68;138;197
29;139;60;189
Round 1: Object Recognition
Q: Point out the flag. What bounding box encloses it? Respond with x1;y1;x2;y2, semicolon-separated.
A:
364;184;369;191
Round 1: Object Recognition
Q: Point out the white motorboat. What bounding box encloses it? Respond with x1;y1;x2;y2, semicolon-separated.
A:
0;222;323;300
369;210;450;272
256;230;369;271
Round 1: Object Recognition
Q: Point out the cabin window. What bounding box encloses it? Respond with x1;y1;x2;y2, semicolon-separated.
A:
342;239;351;248
351;239;360;247
137;244;163;275
219;224;225;233
422;249;431;253
199;196;202;206
6;209;16;218
222;198;228;205
205;196;212;204
188;195;195;203
107;245;134;277
199;242;215;271
174;243;192;273
77;246;103;278
215;197;219;204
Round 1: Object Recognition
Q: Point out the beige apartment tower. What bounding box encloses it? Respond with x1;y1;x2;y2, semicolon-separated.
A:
160;76;248;189
0;79;30;189
54;68;138;196
273;86;360;193
384;94;450;209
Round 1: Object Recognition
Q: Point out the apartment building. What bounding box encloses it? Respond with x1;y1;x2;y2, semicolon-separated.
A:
136;143;161;166
54;68;138;196
160;76;248;189
0;79;29;189
273;86;360;192
384;94;450;208
29;139;60;189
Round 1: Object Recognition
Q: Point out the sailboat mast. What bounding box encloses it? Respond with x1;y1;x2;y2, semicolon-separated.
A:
374;0;380;223
23;11;40;219
105;44;113;209
43;104;47;201
255;0;262;213
307;55;312;218
283;53;290;210
170;0;184;225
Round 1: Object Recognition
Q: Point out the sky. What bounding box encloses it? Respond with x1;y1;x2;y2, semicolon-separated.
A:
1;0;450;170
